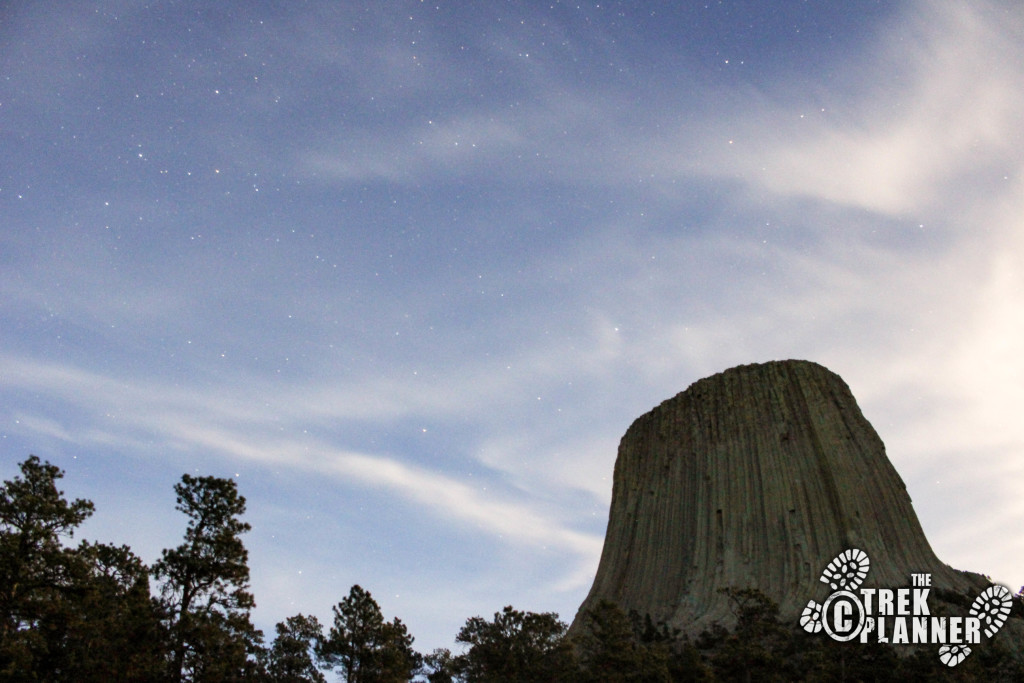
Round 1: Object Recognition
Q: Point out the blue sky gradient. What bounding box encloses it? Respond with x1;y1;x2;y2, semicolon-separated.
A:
3;0;1022;652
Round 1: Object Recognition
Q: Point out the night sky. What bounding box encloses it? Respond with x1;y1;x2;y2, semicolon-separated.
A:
2;0;1022;652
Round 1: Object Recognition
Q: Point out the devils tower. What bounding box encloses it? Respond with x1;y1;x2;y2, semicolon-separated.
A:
572;360;1017;642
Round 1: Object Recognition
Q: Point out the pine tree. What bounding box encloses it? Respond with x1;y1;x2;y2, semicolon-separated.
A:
267;614;326;683
153;473;263;682
57;541;166;681
574;600;687;682
318;584;421;682
453;605;576;682
0;456;94;678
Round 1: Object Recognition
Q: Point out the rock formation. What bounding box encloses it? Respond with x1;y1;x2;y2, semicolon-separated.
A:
572;360;1016;643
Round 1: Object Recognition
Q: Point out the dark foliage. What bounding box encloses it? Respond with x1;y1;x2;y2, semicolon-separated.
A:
267;614;326;683
4;455;1023;682
153;473;264;682
0;456;165;680
449;605;576;682
318;584;421;683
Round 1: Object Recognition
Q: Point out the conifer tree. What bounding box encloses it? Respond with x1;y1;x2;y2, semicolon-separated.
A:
153;473;263;682
0;456;94;677
319;584;421;683
453;605;576;682
268;613;326;683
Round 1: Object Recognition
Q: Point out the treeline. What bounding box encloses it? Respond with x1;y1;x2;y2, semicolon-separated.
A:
3;455;1023;682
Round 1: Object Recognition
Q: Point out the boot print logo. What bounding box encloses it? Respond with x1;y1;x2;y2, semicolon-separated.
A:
800;549;1012;667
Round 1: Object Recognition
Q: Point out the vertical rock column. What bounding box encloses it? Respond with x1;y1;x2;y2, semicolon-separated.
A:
572;360;990;636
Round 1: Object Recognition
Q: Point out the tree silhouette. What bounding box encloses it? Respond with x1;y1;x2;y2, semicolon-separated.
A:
153;473;262;682
57;541;166;681
267;613;326;683
319;584;421;682
453;605;576;682
0;456;95;677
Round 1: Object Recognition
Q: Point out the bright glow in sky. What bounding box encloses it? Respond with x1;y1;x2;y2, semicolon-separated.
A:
2;0;1022;653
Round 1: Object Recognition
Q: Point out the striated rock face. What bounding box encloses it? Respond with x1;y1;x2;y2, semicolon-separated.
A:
572;360;1000;637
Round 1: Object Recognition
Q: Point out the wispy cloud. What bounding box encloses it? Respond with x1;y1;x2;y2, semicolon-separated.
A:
1;353;601;568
